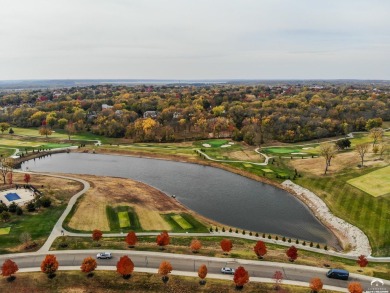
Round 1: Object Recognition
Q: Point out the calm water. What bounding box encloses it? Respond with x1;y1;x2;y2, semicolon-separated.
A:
21;153;339;247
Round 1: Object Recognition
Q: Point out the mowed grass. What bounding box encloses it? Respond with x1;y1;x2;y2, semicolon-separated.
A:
0;227;11;235
171;214;192;229
347;166;390;197
118;211;131;228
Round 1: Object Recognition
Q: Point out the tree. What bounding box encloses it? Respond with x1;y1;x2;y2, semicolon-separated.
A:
1;259;18;281
125;231;138;248
253;241;267;259
158;261;172;283
92;229;103;245
369;127;383;147
190;239;202;253
39;120;53;138
40;254;59;278
116;255;134;279
348;282;363;293
0;122;10;134
220;239;233;255
233;266;249;289
365;118;382;130
309;277;323;293
286;246;298;262
19;232;32;249
24;173;31;184
273;270;283;290
65;121;76;140
156;231;170;249
355;143;370;167
1;212;11;222
319;143;337;175
356;255;368;268
377;144;388;160
335;138;351;150
81;257;97;276
0;157;14;185
198;264;208;285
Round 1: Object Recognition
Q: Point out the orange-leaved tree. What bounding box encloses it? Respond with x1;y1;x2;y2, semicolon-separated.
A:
286;245;298;262
220;239;233;255
198;264;207;285
190;239;202;253
233;266;249;289
273;270;283;290
116;255;134;279
81;257;97;277
356;255;368;268
348;282;363;293
40;254;59;278
1;259;18;281
253;240;267;259
158;261;173;283
125;231;138;248
156;231;170;250
92;229;103;245
309;277;323;293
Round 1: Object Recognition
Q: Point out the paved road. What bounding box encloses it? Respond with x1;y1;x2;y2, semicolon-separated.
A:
1;250;388;292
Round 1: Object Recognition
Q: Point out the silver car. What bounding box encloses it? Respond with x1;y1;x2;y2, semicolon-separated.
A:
96;252;112;259
221;267;235;274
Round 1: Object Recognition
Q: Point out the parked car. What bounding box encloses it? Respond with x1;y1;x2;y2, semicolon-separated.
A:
221;267;235;274
326;269;349;280
96;252;112;259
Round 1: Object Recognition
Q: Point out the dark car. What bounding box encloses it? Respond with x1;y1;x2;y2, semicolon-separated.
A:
326;269;349;280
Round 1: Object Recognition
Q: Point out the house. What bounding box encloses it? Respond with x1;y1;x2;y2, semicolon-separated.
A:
143;111;158;118
102;104;113;110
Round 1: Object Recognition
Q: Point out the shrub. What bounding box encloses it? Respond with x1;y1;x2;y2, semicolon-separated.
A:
310;242;313;247
316;243;320;249
275;236;278;241
41;197;52;208
324;245;328;251
8;202;17;213
16;207;23;216
242;230;245;235
282;236;286;242
235;229;238;233
255;232;259;237
229;228;232;233
295;239;299;244
268;235;271;239
26;202;35;212
222;227;225;232
288;238;291;243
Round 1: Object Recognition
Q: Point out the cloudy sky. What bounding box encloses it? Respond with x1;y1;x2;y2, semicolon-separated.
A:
1;0;389;80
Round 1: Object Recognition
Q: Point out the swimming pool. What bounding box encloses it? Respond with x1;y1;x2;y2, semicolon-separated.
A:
5;193;21;201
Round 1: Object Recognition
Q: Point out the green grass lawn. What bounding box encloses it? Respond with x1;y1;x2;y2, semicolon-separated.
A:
118;211;131;228
0;227;11;235
262;146;318;156
171;214;192;229
347;166;390;197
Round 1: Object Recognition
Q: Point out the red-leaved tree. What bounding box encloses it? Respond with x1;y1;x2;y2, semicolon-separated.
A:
190;239;202;253
81;257;97;277
1;259;18;281
253;240;267;259
309;277;323;293
158;261;173;283
156;231;170;249
348;282;363;293
220;239;233;255
233;266;249;289
116;255;134;279
92;229;103;245
273;270;283;290
40;254;59;278
24;173;31;184
198;264;208;285
286;245;298;262
357;255;368;268
125;231;138;248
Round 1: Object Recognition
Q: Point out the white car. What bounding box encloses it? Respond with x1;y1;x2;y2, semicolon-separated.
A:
96;252;112;259
221;267;235;274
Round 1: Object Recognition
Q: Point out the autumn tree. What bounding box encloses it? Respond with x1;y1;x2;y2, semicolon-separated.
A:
233;266;249;290
309;277;323;293
369;128;383;147
65;121;76;140
273;270;283;290
39;120;52;138
116;255;134;279
125;231;138;248
355;143;370;167
40;254;59;278
356;255;368;268
348;282;363;293
286;246;298;262
24;173;31;184
220;239;233;255
158;261;173;283
156;231;170;249
0;122;10;134
319;143;337;175
190;239;202;253
198;264;208;285
1;259;18;281
81;257;97;277
377;144;388;160
92;229;103;246
253;240;267;259
0;157;14;185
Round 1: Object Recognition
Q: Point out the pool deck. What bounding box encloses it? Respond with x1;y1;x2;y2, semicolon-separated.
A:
0;188;35;206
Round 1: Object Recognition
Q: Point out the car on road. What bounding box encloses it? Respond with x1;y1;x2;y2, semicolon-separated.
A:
221;267;235;274
96;252;112;259
326;268;349;280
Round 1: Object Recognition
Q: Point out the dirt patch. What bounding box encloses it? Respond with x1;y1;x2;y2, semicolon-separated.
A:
227;149;263;162
134;207;171;230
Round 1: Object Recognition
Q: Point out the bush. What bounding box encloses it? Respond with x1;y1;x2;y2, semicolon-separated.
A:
235;229;238;234
242;230;245;235
310;242;313;247
302;241;306;246
215;227;218;232
229;228;232;233
26;202;35;212
209;227;213;232
275;236;278;241
255;233;259;237
222;227;225;232
316;243;320;249
295;239;299;244
262;233;265;238
282;236;286;242
324;245;328;251
41;197;52;208
288;238;291;243
249;232;252;236
8;202;17;213
16;207;23;215
268;235;271;239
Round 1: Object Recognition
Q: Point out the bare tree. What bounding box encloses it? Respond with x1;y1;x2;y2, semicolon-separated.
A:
355;143;370;167
0;158;14;185
369;127;383;147
319;143;337;175
377;144;388;160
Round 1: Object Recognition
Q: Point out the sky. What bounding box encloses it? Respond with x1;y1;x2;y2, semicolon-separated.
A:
0;0;390;80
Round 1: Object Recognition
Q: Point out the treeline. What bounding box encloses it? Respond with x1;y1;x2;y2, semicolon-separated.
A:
0;84;389;143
